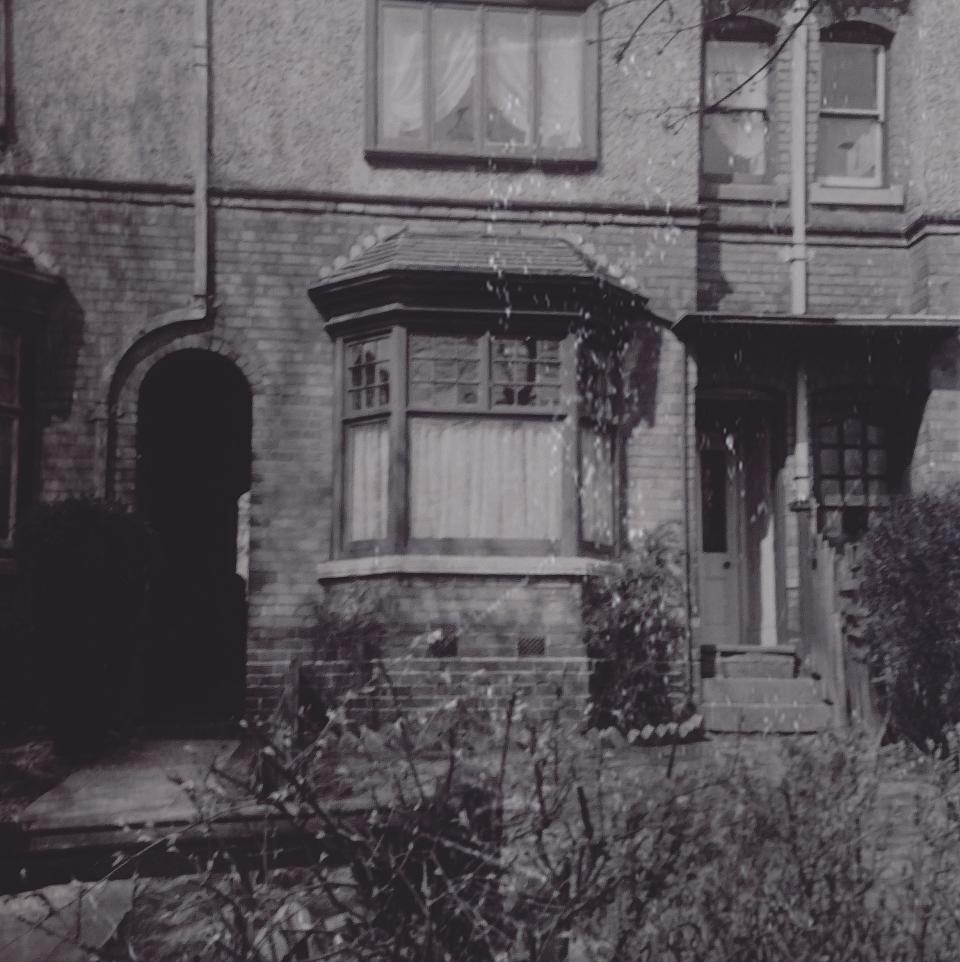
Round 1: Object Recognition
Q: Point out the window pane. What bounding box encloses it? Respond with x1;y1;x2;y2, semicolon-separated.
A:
409;334;480;407
581;425;614;546
492;337;562;407
819;448;840;475
380;4;425;141
433;7;477;144
344;420;389;542
0;416;14;542
346;337;391;412
816;116;879;180
409;417;563;540
538;13;583;149
703;110;767;176
486;10;532;145
0;332;18;406
821;42;879;110
705;41;769;111
867;448;887;476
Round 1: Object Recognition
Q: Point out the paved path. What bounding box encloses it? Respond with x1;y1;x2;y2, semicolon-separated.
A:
20;739;239;831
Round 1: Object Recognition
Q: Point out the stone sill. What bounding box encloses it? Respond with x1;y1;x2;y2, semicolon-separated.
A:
810;183;904;208
317;554;621;581
701;181;789;203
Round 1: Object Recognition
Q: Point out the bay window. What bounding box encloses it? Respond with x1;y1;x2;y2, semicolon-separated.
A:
369;0;599;164
337;325;621;558
816;23;891;187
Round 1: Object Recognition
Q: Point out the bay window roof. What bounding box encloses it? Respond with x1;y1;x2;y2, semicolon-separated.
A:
309;228;649;332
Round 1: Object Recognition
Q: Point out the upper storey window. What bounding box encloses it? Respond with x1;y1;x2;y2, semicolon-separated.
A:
702;16;776;181
370;1;599;165
816;23;891;187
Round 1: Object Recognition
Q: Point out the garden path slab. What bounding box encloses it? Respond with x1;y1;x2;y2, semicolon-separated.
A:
19;739;238;831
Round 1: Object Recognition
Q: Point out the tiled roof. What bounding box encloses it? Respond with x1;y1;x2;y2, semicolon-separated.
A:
314;227;645;296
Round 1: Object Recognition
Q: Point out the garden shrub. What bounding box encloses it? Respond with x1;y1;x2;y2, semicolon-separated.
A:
15;497;155;756
859;486;960;749
582;522;690;732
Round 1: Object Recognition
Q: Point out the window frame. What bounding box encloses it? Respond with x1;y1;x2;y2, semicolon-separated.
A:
365;0;600;168
700;15;778;186
816;25;890;189
332;319;622;560
0;329;21;549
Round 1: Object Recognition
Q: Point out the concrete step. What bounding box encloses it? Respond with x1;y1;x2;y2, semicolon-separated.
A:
701;702;834;734
703;677;823;706
701;645;798;679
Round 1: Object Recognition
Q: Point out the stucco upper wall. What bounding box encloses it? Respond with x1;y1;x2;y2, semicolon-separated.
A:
911;0;960;218
3;0;194;183
5;0;700;206
211;0;700;206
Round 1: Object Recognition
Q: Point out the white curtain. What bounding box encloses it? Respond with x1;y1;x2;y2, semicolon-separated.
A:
704;41;768;110
580;426;614;546
410;418;563;540
539;15;583;149
703;112;767;174
433;8;476;140
345;421;389;542
381;5;425;140
486;11;531;144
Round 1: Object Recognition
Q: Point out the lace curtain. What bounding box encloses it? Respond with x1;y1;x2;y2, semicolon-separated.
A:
380;6;425;140
409;418;563;540
433;8;476;142
580;425;614;546
539;15;583;149
703;40;769;176
486;11;531;143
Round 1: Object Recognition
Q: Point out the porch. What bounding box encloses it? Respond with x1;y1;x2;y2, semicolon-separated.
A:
679;313;960;732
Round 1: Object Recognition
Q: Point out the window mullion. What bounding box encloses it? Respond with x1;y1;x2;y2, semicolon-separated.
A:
424;4;434;150
388;326;408;553
560;332;579;555
332;339;345;558
530;10;539;152
480;331;491;410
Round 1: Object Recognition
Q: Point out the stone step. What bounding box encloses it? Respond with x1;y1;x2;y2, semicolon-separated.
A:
702;702;834;734
703;677;824;706
701;645;798;679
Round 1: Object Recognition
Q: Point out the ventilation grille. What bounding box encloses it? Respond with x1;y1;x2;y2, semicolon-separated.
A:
517;636;546;657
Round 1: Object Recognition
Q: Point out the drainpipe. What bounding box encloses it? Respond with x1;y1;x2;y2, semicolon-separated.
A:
193;0;211;306
790;1;810;505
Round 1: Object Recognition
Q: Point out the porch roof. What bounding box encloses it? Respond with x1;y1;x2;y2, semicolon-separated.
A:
674;311;960;339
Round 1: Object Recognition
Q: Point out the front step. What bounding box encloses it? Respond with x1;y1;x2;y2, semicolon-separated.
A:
701;670;834;734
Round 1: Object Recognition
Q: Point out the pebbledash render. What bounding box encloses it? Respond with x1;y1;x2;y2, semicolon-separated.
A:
1;0;960;727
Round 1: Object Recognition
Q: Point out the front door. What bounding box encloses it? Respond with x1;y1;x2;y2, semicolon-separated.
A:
698;404;778;647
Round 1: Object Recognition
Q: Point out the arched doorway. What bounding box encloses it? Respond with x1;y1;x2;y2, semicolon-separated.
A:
137;350;252;727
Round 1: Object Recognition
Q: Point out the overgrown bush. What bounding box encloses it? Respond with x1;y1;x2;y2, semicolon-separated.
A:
15;497;155;756
583;522;690;732
860;486;960;750
97;691;960;962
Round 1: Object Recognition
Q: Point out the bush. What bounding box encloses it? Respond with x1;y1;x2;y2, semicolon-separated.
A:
860;486;960;749
105;693;960;962
15;498;155;756
582;523;690;732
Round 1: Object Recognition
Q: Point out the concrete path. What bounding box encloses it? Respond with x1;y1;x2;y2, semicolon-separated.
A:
20;740;239;831
0;879;133;962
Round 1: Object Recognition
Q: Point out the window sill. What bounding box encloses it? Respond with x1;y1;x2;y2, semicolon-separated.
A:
700;181;789;203
810;183;904;208
317;554;620;581
365;146;598;173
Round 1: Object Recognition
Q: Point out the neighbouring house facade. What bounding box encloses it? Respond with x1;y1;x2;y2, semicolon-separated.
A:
1;0;959;726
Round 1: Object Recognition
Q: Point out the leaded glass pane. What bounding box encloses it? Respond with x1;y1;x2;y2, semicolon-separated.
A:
346;336;391;412
409;334;480;407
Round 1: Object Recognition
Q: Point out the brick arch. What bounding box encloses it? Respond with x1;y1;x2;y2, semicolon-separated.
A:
106;327;267;506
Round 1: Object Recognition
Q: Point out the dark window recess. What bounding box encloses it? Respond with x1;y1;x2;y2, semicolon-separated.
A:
701;449;728;553
815;408;890;544
518;635;546;657
426;625;459;658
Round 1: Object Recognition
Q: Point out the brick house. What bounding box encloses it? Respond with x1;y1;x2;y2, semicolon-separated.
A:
1;0;958;729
